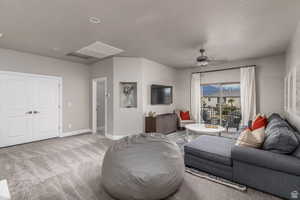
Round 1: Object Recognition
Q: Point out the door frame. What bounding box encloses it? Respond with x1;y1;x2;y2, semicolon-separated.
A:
0;70;63;137
92;77;108;136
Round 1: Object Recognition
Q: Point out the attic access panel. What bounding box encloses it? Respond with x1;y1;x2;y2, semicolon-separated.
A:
76;41;123;59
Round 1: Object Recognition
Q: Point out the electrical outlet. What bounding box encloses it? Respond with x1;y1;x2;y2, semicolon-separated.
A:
67;101;72;108
68;124;72;129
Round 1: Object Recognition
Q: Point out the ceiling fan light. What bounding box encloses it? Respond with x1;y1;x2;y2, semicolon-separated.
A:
197;61;208;66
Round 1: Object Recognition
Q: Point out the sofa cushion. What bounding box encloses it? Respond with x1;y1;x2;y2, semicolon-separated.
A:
232;146;300;176
184;135;235;166
262;126;299;154
267;113;282;123
185;153;233;180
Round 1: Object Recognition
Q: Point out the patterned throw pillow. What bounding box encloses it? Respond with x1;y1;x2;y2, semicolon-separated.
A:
236;115;268;148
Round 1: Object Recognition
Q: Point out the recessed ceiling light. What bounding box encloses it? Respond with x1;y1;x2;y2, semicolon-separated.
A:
0;33;3;38
52;47;60;51
89;17;101;24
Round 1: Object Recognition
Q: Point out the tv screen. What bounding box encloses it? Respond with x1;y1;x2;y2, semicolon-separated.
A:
151;85;173;105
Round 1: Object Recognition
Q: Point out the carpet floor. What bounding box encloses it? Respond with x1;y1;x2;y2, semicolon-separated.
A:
0;133;281;200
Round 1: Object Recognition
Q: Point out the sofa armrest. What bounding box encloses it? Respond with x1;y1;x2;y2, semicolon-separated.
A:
232;146;300;176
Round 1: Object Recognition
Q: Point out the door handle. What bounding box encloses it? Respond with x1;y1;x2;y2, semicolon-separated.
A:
33;111;40;114
25;111;33;114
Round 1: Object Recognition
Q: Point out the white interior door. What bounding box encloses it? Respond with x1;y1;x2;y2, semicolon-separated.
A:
97;81;105;131
32;78;60;141
0;74;33;147
92;77;107;136
0;72;61;147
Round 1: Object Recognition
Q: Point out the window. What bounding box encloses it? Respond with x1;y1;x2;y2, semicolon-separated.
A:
201;83;241;130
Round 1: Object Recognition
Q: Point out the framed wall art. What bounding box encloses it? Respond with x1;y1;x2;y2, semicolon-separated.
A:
120;82;137;108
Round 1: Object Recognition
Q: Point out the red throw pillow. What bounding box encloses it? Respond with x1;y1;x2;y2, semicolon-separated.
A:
251;116;268;130
180;111;190;120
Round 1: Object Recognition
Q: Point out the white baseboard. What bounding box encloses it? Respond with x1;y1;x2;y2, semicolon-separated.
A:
61;129;92;137
0;179;10;200
106;134;132;140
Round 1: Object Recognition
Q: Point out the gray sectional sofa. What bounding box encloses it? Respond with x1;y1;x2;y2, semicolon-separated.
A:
184;114;300;200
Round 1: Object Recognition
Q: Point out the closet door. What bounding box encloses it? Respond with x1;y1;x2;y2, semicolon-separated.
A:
32;77;60;141
0;74;34;147
0;72;61;147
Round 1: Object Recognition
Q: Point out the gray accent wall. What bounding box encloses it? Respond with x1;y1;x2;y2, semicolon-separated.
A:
175;54;285;116
0;48;90;133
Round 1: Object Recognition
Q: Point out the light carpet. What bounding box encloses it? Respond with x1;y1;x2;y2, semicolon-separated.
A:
0;133;281;200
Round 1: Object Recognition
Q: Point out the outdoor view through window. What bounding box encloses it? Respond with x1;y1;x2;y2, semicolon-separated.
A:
201;83;241;131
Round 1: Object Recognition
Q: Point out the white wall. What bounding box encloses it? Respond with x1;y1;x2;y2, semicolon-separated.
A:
0;48;90;133
175;54;285;116
285;22;300;130
142;58;177;115
112;57;177;136
200;68;240;84
91;57;177;137
0;48;285;137
113;57;144;136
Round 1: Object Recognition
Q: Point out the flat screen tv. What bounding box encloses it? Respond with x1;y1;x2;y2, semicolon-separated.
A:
151;85;173;105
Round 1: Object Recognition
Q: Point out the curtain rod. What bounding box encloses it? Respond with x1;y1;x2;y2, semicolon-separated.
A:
192;65;256;74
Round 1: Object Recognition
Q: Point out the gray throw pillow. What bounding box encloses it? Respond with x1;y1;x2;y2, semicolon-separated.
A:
292;132;300;159
267;113;282;122
263;126;299;154
293;145;300;159
294;131;300;141
285;119;299;133
265;119;290;136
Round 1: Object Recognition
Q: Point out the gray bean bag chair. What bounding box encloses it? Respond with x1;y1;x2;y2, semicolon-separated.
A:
101;133;184;200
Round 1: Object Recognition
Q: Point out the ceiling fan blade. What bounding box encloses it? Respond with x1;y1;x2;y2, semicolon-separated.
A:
193;48;228;67
193;60;227;67
207;59;228;65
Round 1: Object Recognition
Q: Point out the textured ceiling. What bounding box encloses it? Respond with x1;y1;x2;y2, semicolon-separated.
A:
0;0;300;67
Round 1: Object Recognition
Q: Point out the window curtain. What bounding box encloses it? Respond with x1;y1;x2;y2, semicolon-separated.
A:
191;73;201;122
240;67;256;126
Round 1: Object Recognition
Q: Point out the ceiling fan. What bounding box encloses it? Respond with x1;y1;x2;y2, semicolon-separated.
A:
196;48;226;66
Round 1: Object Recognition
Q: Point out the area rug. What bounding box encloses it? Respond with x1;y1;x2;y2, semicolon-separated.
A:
185;168;247;192
167;131;247;192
